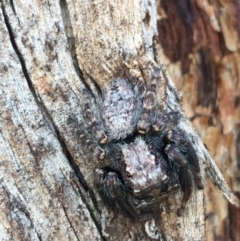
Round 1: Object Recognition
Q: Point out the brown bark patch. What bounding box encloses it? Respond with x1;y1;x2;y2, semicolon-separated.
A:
196;47;218;109
228;192;240;241
157;0;193;74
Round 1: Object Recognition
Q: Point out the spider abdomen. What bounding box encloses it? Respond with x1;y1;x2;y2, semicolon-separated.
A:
101;79;142;140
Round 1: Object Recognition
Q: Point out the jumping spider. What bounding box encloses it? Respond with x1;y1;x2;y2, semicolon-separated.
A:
71;60;203;220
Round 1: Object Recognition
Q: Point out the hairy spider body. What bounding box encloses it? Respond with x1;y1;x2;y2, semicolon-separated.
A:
101;79;142;140
121;137;168;194
72;65;203;220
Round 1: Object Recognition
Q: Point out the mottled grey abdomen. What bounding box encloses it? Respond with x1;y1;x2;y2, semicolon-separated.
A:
101;79;142;140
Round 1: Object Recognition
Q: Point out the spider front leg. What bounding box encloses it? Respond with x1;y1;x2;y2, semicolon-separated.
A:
165;129;203;216
152;110;181;132
137;56;165;134
67;115;105;160
82;88;108;144
167;129;203;189
146;111;181;153
94;168;140;220
165;143;193;216
176;167;193;216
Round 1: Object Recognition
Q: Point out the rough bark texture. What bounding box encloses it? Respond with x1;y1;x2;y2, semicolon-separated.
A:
156;0;240;240
0;0;239;241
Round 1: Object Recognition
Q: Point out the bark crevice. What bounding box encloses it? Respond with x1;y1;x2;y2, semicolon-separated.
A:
1;2;36;101
65;149;107;240
59;0;101;97
9;0;16;15
61;204;81;241
63;142;105;240
1;2;105;239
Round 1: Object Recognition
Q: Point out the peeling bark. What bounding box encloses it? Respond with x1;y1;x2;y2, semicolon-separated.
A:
0;0;239;240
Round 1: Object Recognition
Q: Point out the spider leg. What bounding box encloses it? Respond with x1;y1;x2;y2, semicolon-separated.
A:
82;89;108;144
177;167;193;216
165;143;187;167
146;111;180;154
165;143;193;215
67;116;105;160
165;129;203;215
94;169;140;220
167;129;203;189
152;111;181;133
128;68;146;98
137;57;163;134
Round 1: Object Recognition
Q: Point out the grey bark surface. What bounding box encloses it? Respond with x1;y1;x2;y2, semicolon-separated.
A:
0;0;238;241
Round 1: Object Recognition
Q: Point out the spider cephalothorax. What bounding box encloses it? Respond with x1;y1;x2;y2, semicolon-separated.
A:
71;61;203;220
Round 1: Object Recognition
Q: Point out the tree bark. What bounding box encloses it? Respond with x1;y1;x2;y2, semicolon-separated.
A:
0;0;238;240
156;0;240;240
